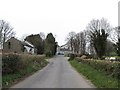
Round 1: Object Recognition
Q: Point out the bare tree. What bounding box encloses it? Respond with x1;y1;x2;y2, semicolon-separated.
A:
20;34;29;41
0;20;15;48
111;26;120;42
84;30;95;55
0;29;2;43
73;33;80;54
113;26;120;56
77;31;87;55
66;31;87;55
66;31;76;53
40;32;45;40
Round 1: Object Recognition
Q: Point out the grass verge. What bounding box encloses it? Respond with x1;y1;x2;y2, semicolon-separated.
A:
69;60;119;88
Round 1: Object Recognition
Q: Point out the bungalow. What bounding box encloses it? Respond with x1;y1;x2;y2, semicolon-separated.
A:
3;37;37;54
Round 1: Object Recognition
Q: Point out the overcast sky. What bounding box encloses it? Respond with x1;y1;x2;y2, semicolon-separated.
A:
0;0;119;45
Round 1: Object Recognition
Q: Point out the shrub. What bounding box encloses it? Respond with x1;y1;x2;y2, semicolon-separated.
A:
68;53;76;61
45;52;52;57
20;54;48;69
2;54;21;74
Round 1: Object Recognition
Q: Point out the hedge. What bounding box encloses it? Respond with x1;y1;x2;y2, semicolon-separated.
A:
75;57;120;79
2;54;21;74
2;54;48;75
2;54;48;88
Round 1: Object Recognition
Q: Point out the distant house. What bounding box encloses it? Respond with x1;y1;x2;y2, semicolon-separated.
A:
56;44;72;55
3;37;37;54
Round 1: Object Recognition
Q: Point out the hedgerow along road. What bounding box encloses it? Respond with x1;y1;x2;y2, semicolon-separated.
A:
11;55;95;88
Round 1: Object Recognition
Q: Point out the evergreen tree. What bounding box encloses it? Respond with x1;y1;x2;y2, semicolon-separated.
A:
90;29;108;59
45;33;57;57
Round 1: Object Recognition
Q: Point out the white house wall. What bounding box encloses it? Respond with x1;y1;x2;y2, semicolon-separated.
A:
24;46;34;54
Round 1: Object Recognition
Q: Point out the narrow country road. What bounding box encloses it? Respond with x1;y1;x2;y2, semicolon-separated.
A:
11;55;95;88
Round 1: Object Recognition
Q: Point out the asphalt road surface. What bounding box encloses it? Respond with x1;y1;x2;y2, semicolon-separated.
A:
11;55;95;88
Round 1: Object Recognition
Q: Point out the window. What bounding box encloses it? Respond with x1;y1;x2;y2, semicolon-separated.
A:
8;42;11;49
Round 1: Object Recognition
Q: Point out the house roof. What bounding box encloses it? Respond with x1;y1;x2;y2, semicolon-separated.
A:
23;41;34;48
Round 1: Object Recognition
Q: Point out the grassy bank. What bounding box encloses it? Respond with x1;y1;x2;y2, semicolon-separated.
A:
70;60;119;88
2;54;48;88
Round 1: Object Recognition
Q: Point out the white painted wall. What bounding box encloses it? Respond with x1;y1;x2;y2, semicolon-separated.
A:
24;46;34;54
